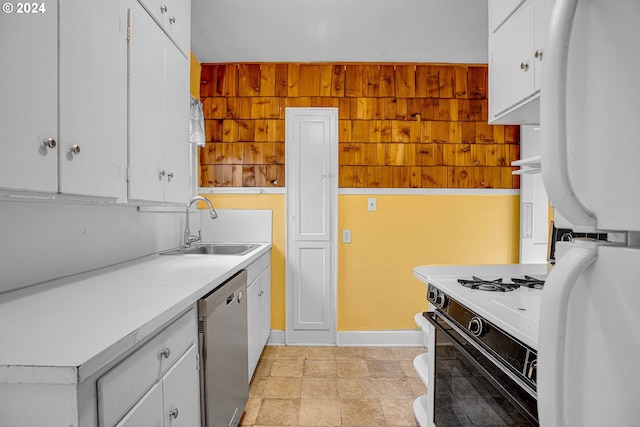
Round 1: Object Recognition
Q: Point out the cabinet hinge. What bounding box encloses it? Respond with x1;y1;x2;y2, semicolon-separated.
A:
127;9;132;42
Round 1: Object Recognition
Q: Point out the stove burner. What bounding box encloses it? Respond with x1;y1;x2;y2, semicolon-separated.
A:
457;275;545;292
477;283;497;291
457;276;518;292
511;275;545;289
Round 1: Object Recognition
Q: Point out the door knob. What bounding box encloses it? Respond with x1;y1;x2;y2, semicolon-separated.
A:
68;145;81;155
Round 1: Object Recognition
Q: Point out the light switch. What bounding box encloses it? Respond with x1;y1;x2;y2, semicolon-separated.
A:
368;198;377;212
342;230;351;243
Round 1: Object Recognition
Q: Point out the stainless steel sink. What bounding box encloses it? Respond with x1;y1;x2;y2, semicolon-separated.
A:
160;243;259;256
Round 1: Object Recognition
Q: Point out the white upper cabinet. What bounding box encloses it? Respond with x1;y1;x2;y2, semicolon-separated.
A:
0;0;128;201
0;3;59;194
488;0;555;124
489;0;526;32
58;0;128;200
137;0;191;57
128;0;190;205
0;0;190;204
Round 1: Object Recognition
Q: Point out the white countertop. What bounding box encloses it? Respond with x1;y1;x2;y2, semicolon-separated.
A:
413;264;548;349
0;243;271;385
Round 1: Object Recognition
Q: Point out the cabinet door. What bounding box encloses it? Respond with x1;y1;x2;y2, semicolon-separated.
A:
0;3;58;193
533;0;554;91
138;0;190;57
258;267;272;349
247;276;261;379
162;345;201;427
137;0;167;28
163;42;190;204
128;1;167;202
58;0;128;199
489;0;526;32
116;382;164;427
489;3;535;118
165;0;191;57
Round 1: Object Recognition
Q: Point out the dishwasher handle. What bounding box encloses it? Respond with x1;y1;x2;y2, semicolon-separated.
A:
226;293;235;306
198;270;248;316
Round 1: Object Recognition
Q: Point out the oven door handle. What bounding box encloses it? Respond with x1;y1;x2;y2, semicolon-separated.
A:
424;311;537;399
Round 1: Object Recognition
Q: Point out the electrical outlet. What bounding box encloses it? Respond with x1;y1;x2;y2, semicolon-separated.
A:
368;198;377;211
342;230;351;243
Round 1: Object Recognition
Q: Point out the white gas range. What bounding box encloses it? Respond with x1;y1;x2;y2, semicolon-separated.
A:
414;263;548;350
412;263;548;427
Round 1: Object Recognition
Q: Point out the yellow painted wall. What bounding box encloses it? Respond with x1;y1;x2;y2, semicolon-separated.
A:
338;194;519;330
190;52;201;99
202;193;520;331
202;194;287;330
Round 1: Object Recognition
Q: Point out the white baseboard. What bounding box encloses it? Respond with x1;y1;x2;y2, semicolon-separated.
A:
267;329;286;345
337;330;424;346
266;329;425;347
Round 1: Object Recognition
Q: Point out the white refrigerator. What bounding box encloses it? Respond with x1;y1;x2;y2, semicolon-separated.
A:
538;0;640;426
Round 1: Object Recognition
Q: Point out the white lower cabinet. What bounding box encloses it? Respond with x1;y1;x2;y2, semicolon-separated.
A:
116;345;200;427
98;308;200;427
116;382;164;427
247;253;272;379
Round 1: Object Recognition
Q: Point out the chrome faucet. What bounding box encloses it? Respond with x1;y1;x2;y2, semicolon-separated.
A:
184;196;218;246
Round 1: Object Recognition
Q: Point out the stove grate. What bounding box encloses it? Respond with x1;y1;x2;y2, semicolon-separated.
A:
457;275;545;292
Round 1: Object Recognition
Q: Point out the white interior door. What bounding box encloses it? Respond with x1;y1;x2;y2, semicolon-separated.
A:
286;108;338;345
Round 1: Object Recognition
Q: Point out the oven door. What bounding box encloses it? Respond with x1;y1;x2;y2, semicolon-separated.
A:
424;311;538;426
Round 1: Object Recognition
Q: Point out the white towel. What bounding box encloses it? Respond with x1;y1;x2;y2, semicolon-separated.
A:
189;95;206;147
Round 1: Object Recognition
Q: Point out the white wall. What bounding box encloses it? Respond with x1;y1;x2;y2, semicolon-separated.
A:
191;0;488;63
0;200;186;294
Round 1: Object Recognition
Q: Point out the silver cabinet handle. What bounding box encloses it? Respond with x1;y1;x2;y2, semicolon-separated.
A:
159;348;171;359
159;170;166;179
160;4;167;13
520;61;529;71
169;16;175;24
167;172;174;181
535;49;543;60
42;138;56;149
169;408;179;419
259;290;264;296
68;145;81;155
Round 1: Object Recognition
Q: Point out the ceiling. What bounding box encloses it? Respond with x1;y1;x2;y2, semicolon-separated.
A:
190;0;489;64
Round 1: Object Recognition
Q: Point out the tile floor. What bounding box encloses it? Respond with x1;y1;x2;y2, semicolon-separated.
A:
239;345;428;427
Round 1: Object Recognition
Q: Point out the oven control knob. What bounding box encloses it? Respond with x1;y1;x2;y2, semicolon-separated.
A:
468;317;486;337
434;291;448;308
427;287;437;302
527;359;537;383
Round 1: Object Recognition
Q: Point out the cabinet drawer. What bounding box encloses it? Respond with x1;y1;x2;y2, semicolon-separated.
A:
247;252;270;286
97;308;197;426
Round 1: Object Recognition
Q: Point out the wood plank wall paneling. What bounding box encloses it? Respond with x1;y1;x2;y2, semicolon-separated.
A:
199;63;520;189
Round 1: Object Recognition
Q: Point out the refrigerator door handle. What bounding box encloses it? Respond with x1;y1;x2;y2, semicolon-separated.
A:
540;0;597;232
538;242;597;427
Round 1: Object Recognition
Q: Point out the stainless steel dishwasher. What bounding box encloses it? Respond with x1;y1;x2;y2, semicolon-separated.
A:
198;270;248;427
